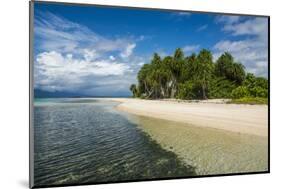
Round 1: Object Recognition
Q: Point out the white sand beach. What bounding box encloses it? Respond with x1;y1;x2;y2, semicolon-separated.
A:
110;98;268;137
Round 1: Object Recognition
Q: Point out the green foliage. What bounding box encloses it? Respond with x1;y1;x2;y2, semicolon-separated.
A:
177;82;196;100
209;77;237;98
193;49;214;99
230;97;268;105
130;48;268;103
214;52;246;84
242;73;268;98
243;73;256;88
215;52;234;76
250;87;268;98
129;84;139;97
255;77;268;89
231;86;250;99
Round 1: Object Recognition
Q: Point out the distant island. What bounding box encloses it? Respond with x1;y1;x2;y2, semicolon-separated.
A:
34;89;130;99
130;48;268;104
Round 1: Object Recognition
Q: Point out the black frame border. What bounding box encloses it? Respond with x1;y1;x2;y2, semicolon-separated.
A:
29;0;270;188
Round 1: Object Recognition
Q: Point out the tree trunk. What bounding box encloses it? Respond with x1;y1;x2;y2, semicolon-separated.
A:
202;74;207;100
160;86;165;98
144;81;149;97
202;83;207;100
170;78;177;98
147;90;153;98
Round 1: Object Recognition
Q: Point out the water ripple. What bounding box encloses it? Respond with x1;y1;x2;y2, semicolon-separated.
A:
34;99;195;186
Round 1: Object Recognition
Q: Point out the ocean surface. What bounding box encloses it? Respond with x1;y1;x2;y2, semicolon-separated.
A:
33;98;195;186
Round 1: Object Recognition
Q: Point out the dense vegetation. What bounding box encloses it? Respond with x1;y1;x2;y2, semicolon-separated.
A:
130;48;268;103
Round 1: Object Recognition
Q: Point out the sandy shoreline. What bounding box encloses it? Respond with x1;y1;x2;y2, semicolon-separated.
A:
108;98;268;137
103;98;268;174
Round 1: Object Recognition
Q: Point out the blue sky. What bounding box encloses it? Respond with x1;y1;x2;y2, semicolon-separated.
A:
34;2;268;96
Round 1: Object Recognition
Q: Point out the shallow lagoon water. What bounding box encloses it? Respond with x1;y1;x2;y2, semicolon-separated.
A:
34;99;195;186
33;98;268;186
130;115;268;175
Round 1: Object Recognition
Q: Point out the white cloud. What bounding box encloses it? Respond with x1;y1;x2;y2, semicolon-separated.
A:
177;12;191;16
120;43;136;58
137;62;145;66
35;51;131;92
170;12;192;21
183;45;200;54
222;17;268;37
83;49;99;61
34;12;144;95
35;11;139;57
214;16;268;77
109;55;115;61
214;39;267;64
197;24;208;32
216;15;240;25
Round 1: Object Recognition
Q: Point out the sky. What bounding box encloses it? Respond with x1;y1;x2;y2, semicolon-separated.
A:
33;2;269;97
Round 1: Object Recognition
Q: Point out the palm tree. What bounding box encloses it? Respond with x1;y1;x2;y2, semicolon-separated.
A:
130;84;138;97
169;48;185;98
195;49;213;99
215;52;234;77
231;63;245;84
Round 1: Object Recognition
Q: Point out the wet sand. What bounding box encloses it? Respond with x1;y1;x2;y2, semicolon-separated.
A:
112;98;268;137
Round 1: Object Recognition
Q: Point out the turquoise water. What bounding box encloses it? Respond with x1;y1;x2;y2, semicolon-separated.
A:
33;98;195;186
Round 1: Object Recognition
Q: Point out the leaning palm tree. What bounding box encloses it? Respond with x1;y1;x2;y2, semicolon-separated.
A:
129;84;138;97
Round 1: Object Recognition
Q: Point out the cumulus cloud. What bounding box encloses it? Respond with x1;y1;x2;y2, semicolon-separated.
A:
34;11;145;95
109;55;116;61
83;49;100;61
34;51;131;92
215;15;240;25
222;17;268;37
214;16;268;77
183;45;200;54
120;43;136;58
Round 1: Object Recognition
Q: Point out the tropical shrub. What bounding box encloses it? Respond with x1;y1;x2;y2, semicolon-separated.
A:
231;86;250;99
249;86;268;98
177;82;196;100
